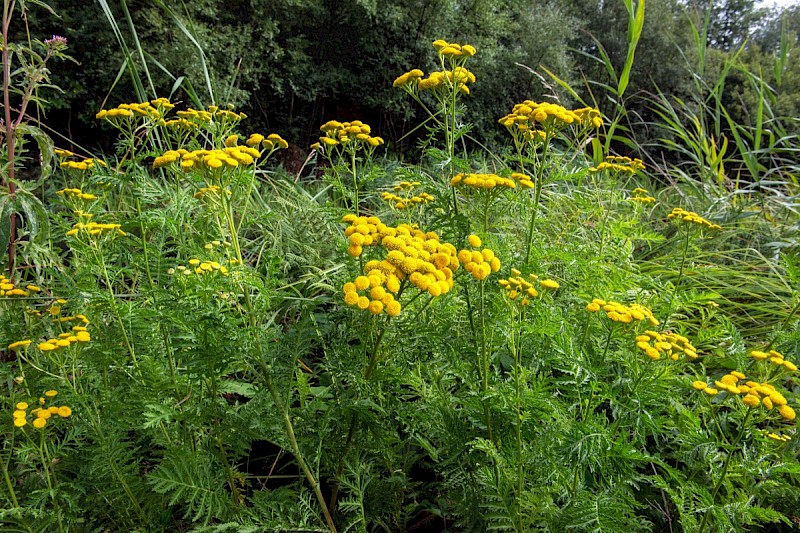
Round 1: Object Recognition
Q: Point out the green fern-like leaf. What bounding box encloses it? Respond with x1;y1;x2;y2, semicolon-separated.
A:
148;448;232;524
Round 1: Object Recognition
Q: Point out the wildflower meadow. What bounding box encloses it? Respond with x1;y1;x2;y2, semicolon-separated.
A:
2;1;800;532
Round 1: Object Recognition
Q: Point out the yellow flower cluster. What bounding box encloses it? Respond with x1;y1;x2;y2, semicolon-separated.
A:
58;158;107;172
54;148;74;158
66;221;126;237
342;275;402;317
629;187;656;204
56;187;98;201
153;145;262;170
457;235;500;281
381;181;434;209
0;275;41;297
586;298;660;326
169;257;230;277
450;172;530;190
163;118;200;131
667;207;721;230
13;391;72;429
573;107;604;128
751;349;798;371
511;173;535;189
635;330;698;360
589;156;645;175
432;39;476;57
499;101;583;142
192;185;231;200
55;313;90;325
341;214;461;315
498;268;559;306
692;372;796;420
96;101;162;121
313;120;384;150
418;67;476;93
765;431;792;442
393;69;425;88
37;325;91;351
240;132;289;151
175;105;246;125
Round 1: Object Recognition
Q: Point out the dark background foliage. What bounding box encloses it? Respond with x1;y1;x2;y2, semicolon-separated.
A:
13;0;800;156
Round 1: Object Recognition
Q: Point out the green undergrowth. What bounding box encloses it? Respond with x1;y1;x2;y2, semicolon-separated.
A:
2;14;800;533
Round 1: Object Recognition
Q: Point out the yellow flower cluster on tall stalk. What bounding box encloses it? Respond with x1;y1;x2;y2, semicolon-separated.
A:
629;187;656;204
36;324;91;351
450;173;532;232
500;101;582;144
457;234;500;281
12;391;73;429
586;298;660;326
589;155;645;175
311;120;384;215
0;274;41;297
96;99;249;164
635;330;698;360
95;101;166;122
56;187;98;201
751;349;798;371
500;100;602;265
393;40;478;217
450;172;530;190
65;221;126;238
153;145;263;171
381;181;434;211
692;371;795;420
667;207;721;230
312;120;384;151
169;256;231;277
498;268;559;306
57;157;107;172
340;214;461;316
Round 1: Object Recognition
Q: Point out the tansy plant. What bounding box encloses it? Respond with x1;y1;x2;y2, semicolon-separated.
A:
661;206;721;329
311;120;384;214
690;346;797;530
5;390;73;531
499;100;603;265
393;39;478;213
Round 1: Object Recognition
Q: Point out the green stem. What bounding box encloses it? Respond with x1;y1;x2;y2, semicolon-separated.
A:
698;408;753;532
38;431;64;533
662;228;691;331
2;432;19;507
479;280;493;441
351;149;359;215
524;136;551;265
512;305;525;532
328;319;389;519
94;244;141;382
263;369;337;533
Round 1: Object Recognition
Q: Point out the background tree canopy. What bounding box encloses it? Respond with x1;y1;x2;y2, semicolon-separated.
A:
16;0;800;157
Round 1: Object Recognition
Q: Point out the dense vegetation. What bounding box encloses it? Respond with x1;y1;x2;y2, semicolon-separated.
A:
2;0;800;531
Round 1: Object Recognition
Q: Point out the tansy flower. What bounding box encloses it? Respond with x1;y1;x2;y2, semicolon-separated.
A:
668;207;721;231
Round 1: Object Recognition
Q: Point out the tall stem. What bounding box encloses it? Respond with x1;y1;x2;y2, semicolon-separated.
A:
2;431;19;507
38;432;64;532
662;228;691;331
350;149;359;215
2;0;18;275
261;364;337;532
698;408;752;532
328;319;389;517
478;280;492;441
511;305;524;531
524;136;551;265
